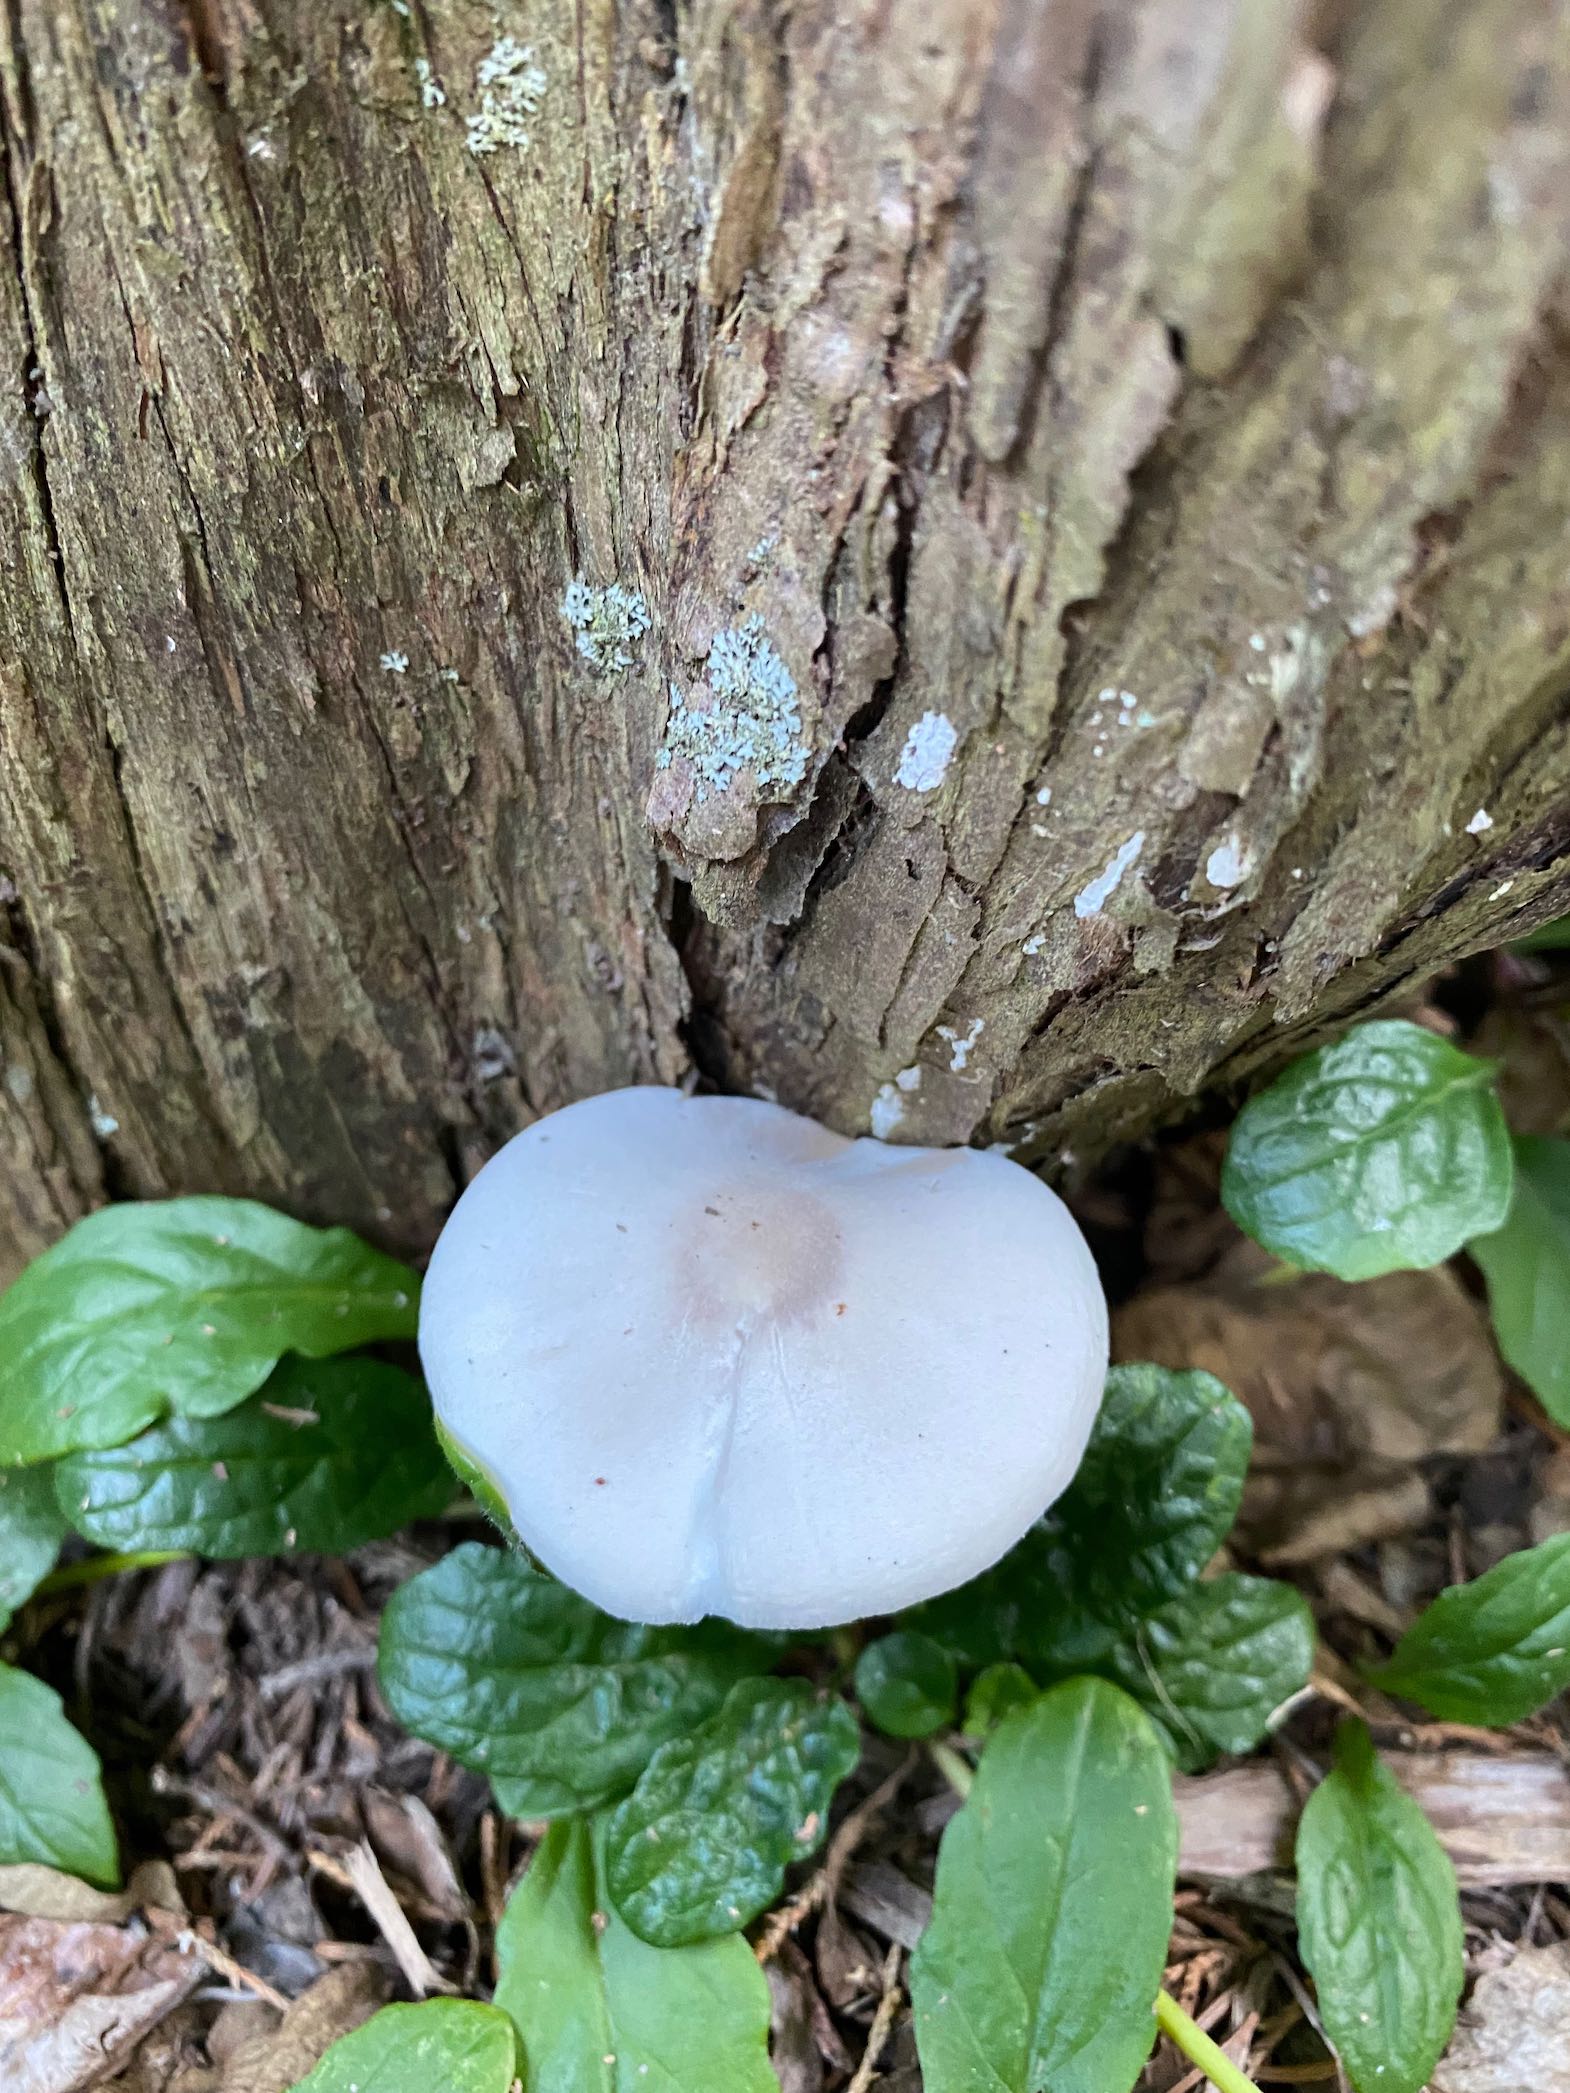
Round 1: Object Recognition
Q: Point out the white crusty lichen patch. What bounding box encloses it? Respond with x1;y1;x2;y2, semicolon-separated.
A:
869;1064;922;1139
1074;831;1145;919
466;36;546;156
937;1018;984;1073
655;614;807;801
560;578;651;674
1205;834;1254;891
895;711;958;793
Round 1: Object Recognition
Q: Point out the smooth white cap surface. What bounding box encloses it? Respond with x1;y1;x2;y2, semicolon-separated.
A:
420;1087;1108;1629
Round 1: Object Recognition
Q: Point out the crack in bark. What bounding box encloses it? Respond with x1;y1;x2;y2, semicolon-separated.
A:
0;57;166;1195
997;22;1106;478
352;667;507;1154
0;105;72;655
172;0;229;100
0;874;106;1202
665;871;733;1094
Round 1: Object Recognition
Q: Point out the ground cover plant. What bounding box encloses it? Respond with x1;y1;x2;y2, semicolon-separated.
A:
2;965;1570;2091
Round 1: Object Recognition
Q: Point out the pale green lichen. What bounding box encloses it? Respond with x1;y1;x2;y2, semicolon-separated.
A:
560;577;650;674
656;614;807;801
466;37;546;157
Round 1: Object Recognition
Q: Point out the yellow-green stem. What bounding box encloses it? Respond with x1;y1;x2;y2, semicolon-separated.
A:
36;1549;192;1596
928;1738;975;1797
1154;1989;1263;2093
828;1625;861;1670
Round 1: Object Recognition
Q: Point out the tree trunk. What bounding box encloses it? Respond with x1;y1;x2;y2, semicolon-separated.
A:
1;0;1567;1283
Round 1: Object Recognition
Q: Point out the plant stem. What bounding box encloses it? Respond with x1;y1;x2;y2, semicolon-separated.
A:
928;1739;975;1798
828;1625;861;1669
36;1549;193;1595
1254;1258;1308;1288
1154;1989;1263;2093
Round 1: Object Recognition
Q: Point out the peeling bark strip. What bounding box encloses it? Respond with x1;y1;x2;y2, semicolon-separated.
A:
0;0;1567;1279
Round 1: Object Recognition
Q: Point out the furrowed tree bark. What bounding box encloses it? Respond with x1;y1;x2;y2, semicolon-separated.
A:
1;0;1568;1281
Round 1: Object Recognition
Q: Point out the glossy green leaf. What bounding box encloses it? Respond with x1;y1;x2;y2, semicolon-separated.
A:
1368;1532;1570;1724
55;1356;450;1560
1042;1365;1252;1636
961;1662;1037;1741
494;1817;776;2093
0;1197;419;1466
911;1677;1177;2093
1471;1135;1570;1425
1221;1020;1512;1280
605;1678;859;1946
0;1464;70;1631
376;1542;769;1817
1099;1574;1315;1771
1512;916;1570;950
1296;1720;1462;2093
908;1516;1076;1671
913;1366;1251;1670
855;1631;958;1739
0;1664;118;1886
293;2001;519;2092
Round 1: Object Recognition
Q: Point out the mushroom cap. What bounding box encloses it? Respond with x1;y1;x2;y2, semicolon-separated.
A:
420;1087;1108;1629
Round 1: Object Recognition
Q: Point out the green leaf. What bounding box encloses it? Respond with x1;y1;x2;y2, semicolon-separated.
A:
604;1678;859;1947
292;2001;520;2092
1471;1135;1570;1425
913;1366;1251;1670
961;1662;1037;1741
0;1197;420;1467
494;1816;777;2093
908;1516;1073;1671
855;1631;958;1739
1367;1531;1570;1724
1041;1365;1253;1640
1512;915;1570;950
1098;1574;1316;1772
0;1663;118;1886
376;1542;770;1817
910;1677;1178;2093
1296;1719;1462;2093
0;1464;70;1631
1221;1019;1512;1281
55;1356;450;1560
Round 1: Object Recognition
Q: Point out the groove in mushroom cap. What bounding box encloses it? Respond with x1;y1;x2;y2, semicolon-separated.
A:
419;1086;1109;1629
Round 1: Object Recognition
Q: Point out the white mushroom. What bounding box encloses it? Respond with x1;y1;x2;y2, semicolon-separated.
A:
419;1087;1108;1629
